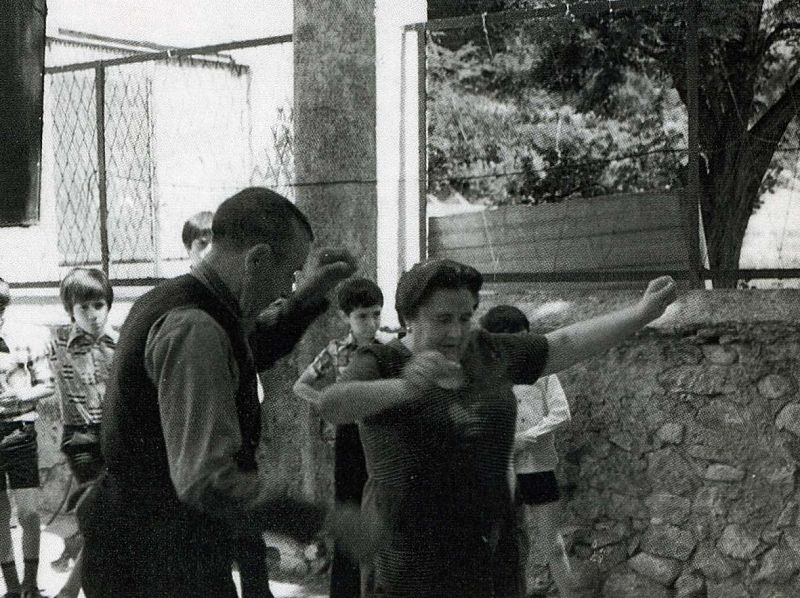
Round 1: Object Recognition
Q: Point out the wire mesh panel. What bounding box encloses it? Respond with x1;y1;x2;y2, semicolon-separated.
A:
105;62;156;276
49;69;100;267
43;37;295;280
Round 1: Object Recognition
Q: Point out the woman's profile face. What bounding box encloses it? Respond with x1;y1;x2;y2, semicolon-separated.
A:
406;287;475;361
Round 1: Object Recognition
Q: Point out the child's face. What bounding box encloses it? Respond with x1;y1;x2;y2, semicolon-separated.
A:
188;234;212;268
341;304;382;344
72;298;109;337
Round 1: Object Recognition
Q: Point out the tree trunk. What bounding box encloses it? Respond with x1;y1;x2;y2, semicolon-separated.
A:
701;75;800;288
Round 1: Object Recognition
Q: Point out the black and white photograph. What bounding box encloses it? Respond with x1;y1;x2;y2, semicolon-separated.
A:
1;0;799;596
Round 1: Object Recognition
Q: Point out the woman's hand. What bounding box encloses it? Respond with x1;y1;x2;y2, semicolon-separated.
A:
403;351;465;391
637;276;678;323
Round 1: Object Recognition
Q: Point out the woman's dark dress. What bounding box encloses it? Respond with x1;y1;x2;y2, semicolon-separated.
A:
339;330;548;597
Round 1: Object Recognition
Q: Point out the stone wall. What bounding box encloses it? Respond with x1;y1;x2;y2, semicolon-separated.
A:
477;288;800;598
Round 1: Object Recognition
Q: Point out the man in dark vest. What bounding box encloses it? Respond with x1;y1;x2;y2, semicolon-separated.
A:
79;187;361;597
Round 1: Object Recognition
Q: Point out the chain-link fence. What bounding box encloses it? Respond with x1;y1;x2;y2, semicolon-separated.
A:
43;35;294;280
422;0;800;288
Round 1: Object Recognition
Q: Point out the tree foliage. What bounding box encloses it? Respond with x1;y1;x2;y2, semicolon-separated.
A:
427;0;800;283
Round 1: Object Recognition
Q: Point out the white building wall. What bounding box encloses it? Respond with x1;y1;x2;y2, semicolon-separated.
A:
375;1;427;327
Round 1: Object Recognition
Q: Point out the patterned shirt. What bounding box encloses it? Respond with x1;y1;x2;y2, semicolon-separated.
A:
305;332;362;383
0;325;52;422
48;323;118;426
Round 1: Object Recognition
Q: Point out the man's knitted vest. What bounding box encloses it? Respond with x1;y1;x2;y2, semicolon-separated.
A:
101;274;260;510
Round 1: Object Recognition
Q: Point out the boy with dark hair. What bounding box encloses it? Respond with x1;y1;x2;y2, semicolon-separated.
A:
181;211;214;269
48;268;117;598
480;304;578;598
293;277;384;598
0;277;54;598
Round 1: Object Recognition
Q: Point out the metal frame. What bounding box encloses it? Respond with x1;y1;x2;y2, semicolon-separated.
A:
482;269;800;284
45;34;293;74
405;0;668;33
684;0;702;288
45;33;294;283
94;66;110;275
413;1;800;285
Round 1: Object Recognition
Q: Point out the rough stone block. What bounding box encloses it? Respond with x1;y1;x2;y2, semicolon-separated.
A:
697;400;748;429
706;580;750;598
703;344;739;365
628;552;682;586
766;464;795;487
610;493;648;519
602;571;672;598
610;432;634;451
692;486;728;519
593;543;629;573
645;492;691;525
718;523;761;560
571;558;600;592
688;444;731;462
660;365;737;395
657;422;685;444
569;490;606;522
753;546;799;584
640;524;697;561
592;522;630;549
692;541;742;581
776;403;800;436
758;374;795;400
704;464;746;482
782;528;800;557
674;573;705;598
647;448;700;496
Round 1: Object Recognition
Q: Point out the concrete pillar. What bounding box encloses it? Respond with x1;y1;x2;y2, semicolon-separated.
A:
293;0;378;500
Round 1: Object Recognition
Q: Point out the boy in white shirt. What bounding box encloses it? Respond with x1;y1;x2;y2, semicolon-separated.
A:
480;305;578;598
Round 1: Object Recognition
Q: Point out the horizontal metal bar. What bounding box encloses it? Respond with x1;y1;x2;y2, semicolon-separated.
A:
45;33;293;73
409;0;678;32
483;270;692;283
482;268;800;283
9;270;800;290
9;278;165;290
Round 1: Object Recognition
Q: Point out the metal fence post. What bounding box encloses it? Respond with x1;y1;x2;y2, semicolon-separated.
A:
417;26;428;261
685;0;702;288
95;65;110;276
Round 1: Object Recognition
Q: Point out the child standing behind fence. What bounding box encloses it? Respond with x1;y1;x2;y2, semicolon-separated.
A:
182;210;213;270
0;277;54;598
47;268;117;598
293;277;384;598
480;305;580;598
